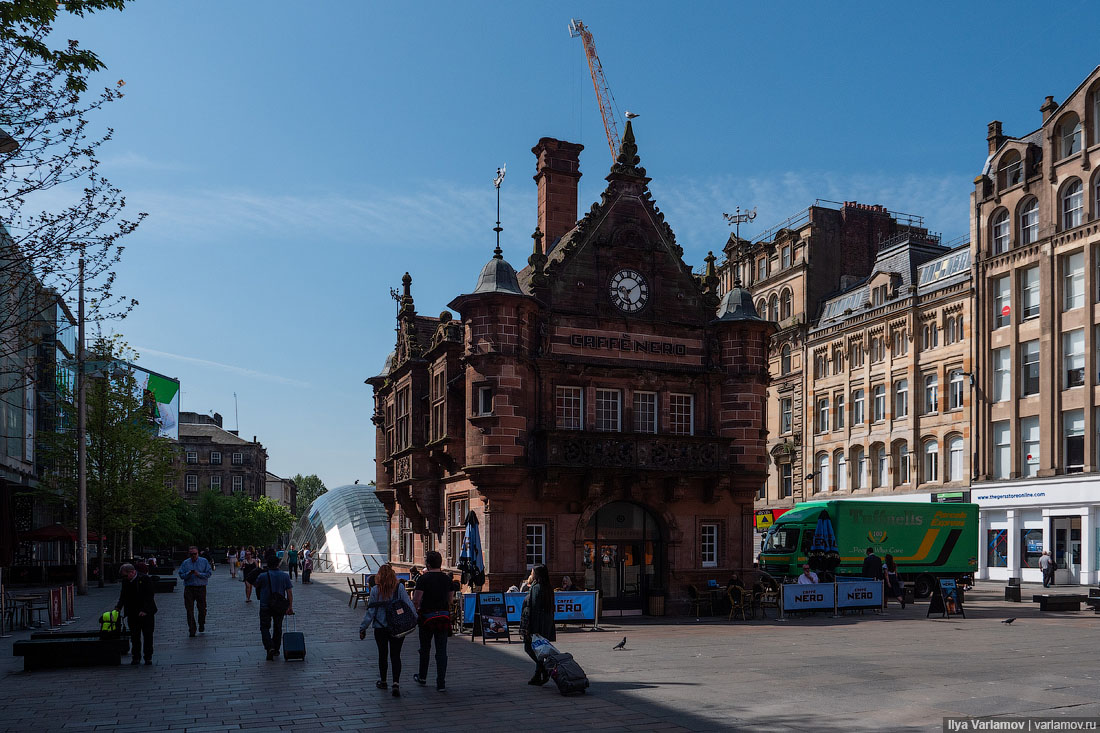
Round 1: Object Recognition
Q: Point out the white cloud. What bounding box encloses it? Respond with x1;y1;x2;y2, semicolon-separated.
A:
650;170;972;262
133;346;312;388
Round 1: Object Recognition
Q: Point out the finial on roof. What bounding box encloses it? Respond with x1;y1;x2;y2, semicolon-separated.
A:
399;272;415;317
609;119;647;179
493;164;506;260
528;227;548;290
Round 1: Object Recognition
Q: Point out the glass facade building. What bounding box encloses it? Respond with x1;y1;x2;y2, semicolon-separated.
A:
288;484;389;573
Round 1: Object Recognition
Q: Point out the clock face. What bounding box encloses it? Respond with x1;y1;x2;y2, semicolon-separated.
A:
609;268;649;313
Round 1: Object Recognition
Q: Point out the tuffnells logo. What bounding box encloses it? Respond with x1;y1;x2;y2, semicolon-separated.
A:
868;530;888;544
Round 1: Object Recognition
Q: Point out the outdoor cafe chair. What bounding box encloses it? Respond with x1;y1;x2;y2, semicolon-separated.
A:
347;578;370;609
687;584;713;617
727;586;748;621
755;585;780;619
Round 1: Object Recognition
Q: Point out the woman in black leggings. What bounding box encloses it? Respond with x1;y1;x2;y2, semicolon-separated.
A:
358;564;415;697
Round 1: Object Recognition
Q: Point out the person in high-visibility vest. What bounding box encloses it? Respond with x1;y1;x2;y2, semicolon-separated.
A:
99;609;120;632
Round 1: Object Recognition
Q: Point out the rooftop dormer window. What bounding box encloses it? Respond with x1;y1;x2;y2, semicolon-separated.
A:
1058;112;1082;160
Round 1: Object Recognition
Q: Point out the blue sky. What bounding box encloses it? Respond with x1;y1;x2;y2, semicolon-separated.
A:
47;1;1096;489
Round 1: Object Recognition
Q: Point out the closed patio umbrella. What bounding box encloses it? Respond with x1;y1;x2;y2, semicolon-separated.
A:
457;511;484;588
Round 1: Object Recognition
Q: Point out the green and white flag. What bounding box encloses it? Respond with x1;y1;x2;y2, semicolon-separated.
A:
142;371;180;439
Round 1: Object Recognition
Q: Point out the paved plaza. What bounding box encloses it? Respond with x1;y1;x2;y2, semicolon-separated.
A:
1;571;1098;732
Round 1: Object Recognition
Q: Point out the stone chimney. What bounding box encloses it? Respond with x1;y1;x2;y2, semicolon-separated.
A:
1041;95;1058;122
532;137;583;252
987;120;1004;154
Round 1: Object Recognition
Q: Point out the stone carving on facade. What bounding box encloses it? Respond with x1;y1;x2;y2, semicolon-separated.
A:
394;455;412;483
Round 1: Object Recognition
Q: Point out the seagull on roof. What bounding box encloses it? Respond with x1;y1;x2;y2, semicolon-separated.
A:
624;111;640;119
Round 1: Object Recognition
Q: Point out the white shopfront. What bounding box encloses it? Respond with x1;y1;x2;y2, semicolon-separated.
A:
973;476;1099;586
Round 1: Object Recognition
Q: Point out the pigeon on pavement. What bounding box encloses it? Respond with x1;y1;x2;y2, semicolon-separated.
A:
612;637;627;650
1001;618;1017;624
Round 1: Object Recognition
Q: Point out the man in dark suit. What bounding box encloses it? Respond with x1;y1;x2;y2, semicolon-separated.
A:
861;547;883;580
116;562;158;665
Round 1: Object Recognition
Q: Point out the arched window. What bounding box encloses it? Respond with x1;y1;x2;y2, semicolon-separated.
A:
955;315;964;340
780;344;792;375
947;435;964;482
1019;197;1039;245
756;300;766;317
851;446;865;490
991;209;1010;254
871;443;886;488
997;150;1022;190
1062;179;1084;230
1093;172;1100;222
923;439;939;484
780;289;792;320
816;453;829;493
768;294;779;321
1058;112;1082;159
946;318;956;344
834;451;847;492
893;440;910;486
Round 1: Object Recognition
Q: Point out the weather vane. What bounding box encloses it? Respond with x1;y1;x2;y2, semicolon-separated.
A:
493;165;506;257
723;206;757;247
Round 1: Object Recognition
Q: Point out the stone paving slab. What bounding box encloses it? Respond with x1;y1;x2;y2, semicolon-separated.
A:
1;574;1098;732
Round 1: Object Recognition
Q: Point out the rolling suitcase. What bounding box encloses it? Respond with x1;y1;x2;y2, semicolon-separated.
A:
282;613;305;661
544;650;589;695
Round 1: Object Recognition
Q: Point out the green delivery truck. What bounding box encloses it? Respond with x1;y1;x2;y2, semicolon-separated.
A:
758;501;978;597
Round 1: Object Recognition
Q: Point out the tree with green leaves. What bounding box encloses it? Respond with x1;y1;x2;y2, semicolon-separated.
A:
1;1;142;402
187;490;294;551
291;473;327;511
38;335;174;585
0;1;131;92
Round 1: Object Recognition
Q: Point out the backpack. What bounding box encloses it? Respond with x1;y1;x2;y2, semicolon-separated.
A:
370;590;417;638
264;571;290;614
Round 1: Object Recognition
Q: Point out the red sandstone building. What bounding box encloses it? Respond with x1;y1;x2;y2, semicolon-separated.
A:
368;124;773;614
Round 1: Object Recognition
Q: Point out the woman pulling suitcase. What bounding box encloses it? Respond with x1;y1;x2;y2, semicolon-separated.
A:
521;564;555;686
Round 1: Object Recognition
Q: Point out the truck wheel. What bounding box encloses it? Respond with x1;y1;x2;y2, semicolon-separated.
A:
914;575;936;598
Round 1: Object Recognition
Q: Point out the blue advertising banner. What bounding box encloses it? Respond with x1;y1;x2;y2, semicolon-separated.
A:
836;580;883;609
782;582;836;611
461;591;598;624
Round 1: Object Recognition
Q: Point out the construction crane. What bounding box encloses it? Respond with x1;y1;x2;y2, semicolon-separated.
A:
569;18;624;161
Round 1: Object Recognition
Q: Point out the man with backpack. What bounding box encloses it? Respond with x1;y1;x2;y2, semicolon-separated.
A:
252;551;294;660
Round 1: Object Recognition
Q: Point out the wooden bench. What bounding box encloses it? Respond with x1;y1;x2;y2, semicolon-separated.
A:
13;636;129;671
1032;594;1085;612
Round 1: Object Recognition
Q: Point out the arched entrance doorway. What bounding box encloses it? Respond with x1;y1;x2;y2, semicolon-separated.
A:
582;502;663;614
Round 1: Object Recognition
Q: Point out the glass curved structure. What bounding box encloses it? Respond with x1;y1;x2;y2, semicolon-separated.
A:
287;484;389;573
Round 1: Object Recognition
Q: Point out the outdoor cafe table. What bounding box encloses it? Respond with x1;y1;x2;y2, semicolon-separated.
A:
9;594;44;629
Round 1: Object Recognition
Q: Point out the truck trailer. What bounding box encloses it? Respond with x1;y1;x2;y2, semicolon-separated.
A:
758;500;978;597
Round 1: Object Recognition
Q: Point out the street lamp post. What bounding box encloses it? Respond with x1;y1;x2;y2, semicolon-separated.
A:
76;252;87;595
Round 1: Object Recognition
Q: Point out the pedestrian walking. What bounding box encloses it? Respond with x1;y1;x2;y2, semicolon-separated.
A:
1039;550;1054;587
360;564;415;697
115;562;158;665
253;551;294;660
882;554;906;609
286;544;299;580
862;547;883;580
520;564;555;686
241;548;258;602
227;546;239;579
301;543;313;584
177;545;213;638
412;550;453;692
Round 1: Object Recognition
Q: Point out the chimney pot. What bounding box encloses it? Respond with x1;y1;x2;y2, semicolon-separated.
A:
532;137;583;252
1040;95;1058;122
